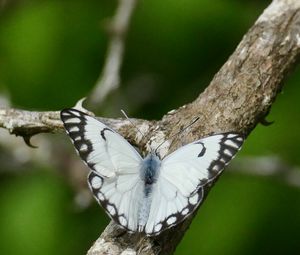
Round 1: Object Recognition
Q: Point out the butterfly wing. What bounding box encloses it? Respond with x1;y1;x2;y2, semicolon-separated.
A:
145;133;243;235
88;170;144;232
61;108;144;232
60;108;143;177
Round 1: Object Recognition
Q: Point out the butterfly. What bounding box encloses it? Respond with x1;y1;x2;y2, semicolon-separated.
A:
60;108;243;236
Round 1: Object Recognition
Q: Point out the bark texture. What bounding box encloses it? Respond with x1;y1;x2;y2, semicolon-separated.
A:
0;0;300;254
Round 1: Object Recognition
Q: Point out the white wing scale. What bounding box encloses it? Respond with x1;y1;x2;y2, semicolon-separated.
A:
61;108;244;236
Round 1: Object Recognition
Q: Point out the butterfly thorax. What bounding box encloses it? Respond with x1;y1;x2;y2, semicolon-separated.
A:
141;153;161;187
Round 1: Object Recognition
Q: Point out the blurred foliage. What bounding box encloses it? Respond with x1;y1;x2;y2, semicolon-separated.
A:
1;0;300;254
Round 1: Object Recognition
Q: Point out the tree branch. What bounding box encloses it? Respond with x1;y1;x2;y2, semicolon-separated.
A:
87;1;300;254
0;108;149;147
0;109;62;137
1;0;300;254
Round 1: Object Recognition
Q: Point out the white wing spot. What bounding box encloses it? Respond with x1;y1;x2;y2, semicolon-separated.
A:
69;126;80;133
119;216;127;226
181;208;189;215
224;139;238;148
70;111;81;117
227;134;237;138
80;144;88;152
64;118;81;124
154;223;162;232
91;175;102;189
107;205;116;216
166;216;177;225
220;158;226;163
97;192;105;201
189;193;199;205
212;165;220;171
74;136;81;141
236;137;243;142
224;149;232;156
61;112;71;116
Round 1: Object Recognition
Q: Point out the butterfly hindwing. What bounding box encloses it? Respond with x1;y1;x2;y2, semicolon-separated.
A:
145;133;243;235
88;171;144;232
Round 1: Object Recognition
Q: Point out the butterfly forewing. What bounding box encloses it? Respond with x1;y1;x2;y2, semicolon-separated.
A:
61;109;142;177
145;133;243;235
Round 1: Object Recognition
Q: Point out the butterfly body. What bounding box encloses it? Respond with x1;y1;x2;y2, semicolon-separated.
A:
61;108;244;236
141;153;161;186
137;153;161;231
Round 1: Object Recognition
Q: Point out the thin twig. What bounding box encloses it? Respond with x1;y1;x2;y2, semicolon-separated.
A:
89;0;138;106
0;107;148;139
229;156;300;188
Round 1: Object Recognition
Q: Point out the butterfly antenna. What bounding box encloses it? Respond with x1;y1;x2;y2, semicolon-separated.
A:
121;109;146;140
155;117;200;154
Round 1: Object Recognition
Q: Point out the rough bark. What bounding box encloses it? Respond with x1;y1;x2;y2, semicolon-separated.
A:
1;0;300;254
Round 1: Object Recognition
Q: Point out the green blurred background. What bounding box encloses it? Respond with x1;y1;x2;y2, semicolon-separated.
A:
1;0;300;254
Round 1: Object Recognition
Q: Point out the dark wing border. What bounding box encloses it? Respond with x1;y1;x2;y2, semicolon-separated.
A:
60;108;115;173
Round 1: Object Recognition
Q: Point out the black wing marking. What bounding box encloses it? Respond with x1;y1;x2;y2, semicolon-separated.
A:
206;133;244;180
60;108;142;178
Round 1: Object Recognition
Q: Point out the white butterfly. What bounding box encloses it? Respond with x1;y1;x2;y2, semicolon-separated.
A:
61;108;243;236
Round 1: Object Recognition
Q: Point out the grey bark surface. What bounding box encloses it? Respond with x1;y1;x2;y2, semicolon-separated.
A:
1;0;300;254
